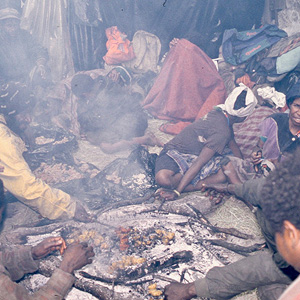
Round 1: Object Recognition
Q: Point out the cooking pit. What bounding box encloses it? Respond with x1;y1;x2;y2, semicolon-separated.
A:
0;120;265;300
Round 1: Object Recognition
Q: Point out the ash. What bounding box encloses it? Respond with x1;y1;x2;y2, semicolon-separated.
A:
0;120;264;300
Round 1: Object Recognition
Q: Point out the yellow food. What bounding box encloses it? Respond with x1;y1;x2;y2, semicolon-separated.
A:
148;289;163;296
148;283;157;290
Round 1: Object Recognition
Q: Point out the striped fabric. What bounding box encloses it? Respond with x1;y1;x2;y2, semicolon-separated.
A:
233;106;278;158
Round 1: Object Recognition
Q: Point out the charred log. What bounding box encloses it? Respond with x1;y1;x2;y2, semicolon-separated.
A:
38;256;117;300
122;250;193;279
199;239;266;256
186;203;253;240
98;192;155;214
80;250;193;284
79;271;154;285
143;208;252;240
0;223;65;245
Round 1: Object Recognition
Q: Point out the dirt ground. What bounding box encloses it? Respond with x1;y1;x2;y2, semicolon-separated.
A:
0;118;266;300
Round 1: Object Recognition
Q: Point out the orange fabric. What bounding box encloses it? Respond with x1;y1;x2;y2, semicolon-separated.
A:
235;73;256;89
142;39;226;135
103;26;135;65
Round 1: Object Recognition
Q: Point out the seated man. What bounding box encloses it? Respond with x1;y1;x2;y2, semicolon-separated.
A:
70;73;163;153
0;66;91;222
155;84;257;201
164;147;300;300
261;148;300;299
0;178;95;299
0;7;51;127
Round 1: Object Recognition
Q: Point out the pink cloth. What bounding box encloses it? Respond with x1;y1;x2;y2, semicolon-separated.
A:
142;39;227;135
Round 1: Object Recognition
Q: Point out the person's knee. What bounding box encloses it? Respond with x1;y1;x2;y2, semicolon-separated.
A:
155;170;173;188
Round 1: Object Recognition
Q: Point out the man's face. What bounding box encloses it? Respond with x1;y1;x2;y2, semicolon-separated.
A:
275;222;300;272
1;18;20;37
289;98;300;128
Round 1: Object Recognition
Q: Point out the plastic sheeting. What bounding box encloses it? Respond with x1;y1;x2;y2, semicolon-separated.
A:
21;0;74;82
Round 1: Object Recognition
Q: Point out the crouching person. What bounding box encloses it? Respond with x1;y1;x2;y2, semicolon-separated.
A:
0;179;95;299
164;147;300;300
0;113;92;222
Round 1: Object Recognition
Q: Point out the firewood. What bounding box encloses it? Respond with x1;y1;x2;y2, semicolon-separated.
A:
142;208;252;240
123;250;193;279
199;239;266;256
80;250;193;284
98;192;155;214
186;203;253;239
79;271;154;285
38;256;118;300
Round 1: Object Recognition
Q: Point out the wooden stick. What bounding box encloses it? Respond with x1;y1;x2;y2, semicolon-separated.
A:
199;239;266;256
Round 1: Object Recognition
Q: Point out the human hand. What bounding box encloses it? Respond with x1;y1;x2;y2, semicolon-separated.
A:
31;237;66;260
108;69;120;82
169;38;179;48
164;282;196;300
201;183;230;204
154;188;179;201
201;183;229;194
60;242;95;274
74;202;94;223
250;150;262;165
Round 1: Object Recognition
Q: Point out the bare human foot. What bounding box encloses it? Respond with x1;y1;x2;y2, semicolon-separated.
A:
99;133;164;154
138;132;164;147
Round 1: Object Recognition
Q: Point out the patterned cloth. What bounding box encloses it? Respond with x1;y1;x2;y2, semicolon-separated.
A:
233;106;277;158
166;149;229;185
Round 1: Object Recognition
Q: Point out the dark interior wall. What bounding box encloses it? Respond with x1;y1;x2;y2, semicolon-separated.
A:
98;0;266;59
1;0;266;70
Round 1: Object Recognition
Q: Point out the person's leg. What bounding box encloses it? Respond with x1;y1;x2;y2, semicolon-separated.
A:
155;153;182;189
155;169;183;189
194;168;227;190
195;252;291;299
221;160;243;184
99;132;164;154
132;132;164;147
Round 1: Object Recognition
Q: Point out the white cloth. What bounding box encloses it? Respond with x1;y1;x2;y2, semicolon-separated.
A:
257;86;286;108
217;83;257;118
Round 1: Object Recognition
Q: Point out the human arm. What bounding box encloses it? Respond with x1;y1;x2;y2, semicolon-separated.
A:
202;178;265;208
228;138;243;159
34;241;94;300
0;237;67;281
0;238;94;300
0;123;89;220
164;282;197;300
176;146;216;194
159;146;216;201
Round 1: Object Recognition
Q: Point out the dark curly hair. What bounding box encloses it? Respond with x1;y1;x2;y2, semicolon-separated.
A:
261;147;300;233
